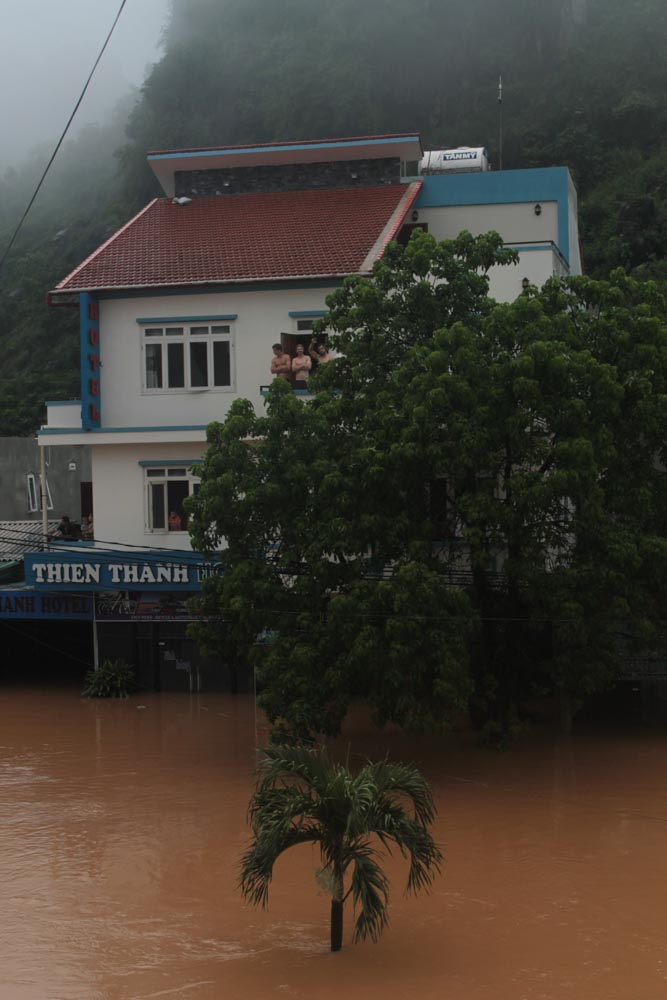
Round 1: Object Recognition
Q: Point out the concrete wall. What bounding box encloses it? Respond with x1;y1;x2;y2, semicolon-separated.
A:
175;157;401;197
0;438;91;521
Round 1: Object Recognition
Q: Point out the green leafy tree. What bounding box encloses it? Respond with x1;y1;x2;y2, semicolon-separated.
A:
239;744;442;952
189;232;517;739
191;231;667;739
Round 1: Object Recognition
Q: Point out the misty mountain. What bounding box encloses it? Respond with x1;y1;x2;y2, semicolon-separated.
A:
1;0;666;434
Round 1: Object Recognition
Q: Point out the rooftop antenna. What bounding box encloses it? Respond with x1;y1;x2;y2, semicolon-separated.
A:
498;75;503;170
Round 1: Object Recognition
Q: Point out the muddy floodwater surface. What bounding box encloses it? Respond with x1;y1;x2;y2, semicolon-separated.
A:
1;689;667;999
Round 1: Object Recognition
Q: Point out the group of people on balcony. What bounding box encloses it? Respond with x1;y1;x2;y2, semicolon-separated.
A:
271;338;333;389
48;513;94;542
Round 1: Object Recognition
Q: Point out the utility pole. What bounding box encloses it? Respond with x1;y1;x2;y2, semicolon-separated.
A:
498;75;503;171
39;444;48;548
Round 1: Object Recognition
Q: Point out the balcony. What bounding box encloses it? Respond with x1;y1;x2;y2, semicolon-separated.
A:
44;400;82;430
260;384;313;398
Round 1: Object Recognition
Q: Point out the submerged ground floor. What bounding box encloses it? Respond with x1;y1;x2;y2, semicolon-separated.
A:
0;590;252;693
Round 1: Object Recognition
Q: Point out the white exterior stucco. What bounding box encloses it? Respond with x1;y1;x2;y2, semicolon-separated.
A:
91;442;204;550
98;286;332;429
419;200;559;245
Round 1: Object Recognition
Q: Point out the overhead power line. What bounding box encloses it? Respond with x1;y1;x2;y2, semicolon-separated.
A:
0;0;129;272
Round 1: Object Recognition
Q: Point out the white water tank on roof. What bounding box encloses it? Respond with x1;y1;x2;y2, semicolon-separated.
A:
419;147;490;174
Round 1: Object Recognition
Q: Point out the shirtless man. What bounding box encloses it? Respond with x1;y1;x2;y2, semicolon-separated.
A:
291;343;312;388
309;339;333;365
270;343;291;380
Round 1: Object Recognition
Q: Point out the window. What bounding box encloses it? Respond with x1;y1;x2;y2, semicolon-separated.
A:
145;466;200;532
142;323;234;392
27;474;53;513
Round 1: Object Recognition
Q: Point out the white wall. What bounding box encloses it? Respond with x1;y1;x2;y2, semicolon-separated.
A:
488;247;566;301
567;173;582;275
417;200;565;297
91;442;203;550
418;201;559;246
98;286;332;429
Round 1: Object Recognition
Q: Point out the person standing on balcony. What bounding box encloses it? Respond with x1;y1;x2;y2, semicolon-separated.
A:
309;338;333;371
291;343;311;389
48;515;81;541
271;343;292;380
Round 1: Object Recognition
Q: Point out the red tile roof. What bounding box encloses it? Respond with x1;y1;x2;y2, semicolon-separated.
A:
53;183;422;294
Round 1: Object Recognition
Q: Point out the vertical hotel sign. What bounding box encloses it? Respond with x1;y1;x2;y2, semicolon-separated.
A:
80;292;101;429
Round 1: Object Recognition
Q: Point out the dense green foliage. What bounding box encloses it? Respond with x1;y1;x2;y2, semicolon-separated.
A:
190;231;667;739
240;743;442;951
2;0;667;433
82;658;137;698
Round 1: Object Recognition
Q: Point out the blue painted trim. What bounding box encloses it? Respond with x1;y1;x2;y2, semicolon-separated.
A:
416;168;571;266
260;388;312;397
506;241;569;270
45;399;81;406
95;279;343;301
148;136;419;162
80;293;101;430
139;459;203;467
136;314;238;324
39;429;91;436
40;424;208;435
288;310;328;318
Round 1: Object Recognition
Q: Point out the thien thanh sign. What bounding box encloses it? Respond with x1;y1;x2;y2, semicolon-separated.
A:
24;550;222;592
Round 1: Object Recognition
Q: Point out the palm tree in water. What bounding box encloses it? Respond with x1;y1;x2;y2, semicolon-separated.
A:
239;743;442;951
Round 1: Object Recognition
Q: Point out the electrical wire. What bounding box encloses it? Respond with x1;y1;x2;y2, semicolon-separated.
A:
0;0;129;272
0;532;649;626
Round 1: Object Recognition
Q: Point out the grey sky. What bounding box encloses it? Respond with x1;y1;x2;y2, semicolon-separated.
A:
0;0;171;169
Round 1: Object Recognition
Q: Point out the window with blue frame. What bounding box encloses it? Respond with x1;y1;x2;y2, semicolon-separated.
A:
142;323;234;392
145;466;200;532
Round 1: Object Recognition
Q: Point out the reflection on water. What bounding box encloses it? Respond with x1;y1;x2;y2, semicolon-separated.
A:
1;689;667;999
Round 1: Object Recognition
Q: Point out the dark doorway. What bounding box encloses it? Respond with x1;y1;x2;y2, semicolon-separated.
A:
80;481;93;518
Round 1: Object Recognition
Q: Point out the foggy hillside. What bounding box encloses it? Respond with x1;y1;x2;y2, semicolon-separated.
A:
1;0;666;434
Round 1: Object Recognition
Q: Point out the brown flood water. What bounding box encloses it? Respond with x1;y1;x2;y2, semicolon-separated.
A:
2;689;667;1000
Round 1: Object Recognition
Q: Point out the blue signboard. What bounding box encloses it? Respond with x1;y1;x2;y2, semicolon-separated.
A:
24;550;222;593
0;590;93;620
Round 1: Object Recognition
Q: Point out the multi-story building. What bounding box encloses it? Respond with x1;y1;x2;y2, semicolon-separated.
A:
20;132;582;689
